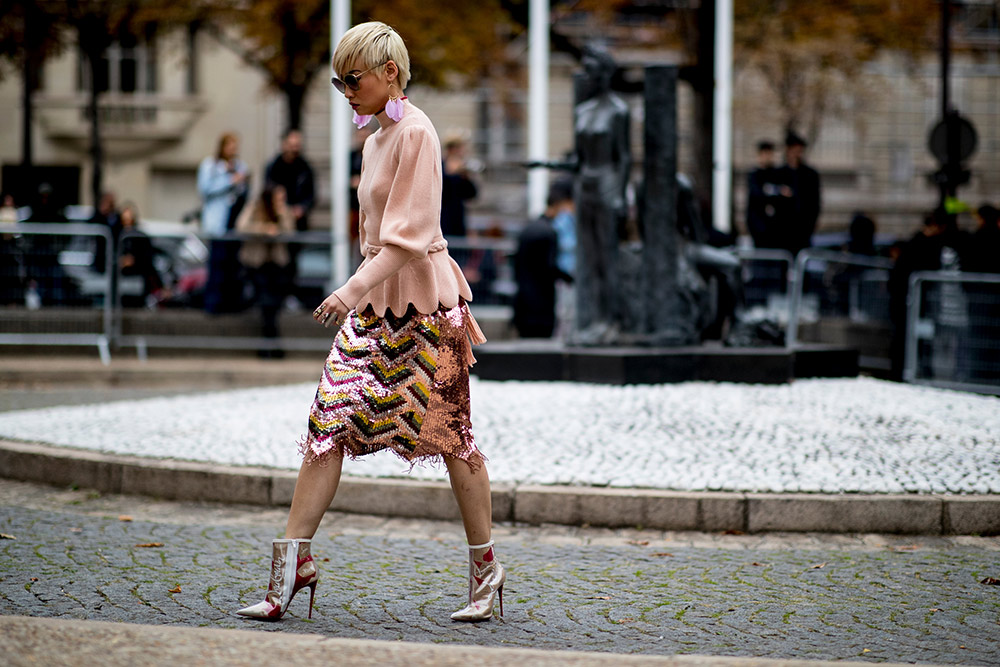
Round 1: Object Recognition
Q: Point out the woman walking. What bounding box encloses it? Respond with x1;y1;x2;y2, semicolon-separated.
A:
236;21;503;623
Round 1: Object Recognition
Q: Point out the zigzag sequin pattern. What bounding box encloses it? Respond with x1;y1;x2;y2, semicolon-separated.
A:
299;304;474;466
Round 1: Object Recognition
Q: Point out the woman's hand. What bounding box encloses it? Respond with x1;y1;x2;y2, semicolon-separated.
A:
313;293;350;328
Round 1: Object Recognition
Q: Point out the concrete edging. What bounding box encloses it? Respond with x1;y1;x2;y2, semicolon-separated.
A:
1;439;997;535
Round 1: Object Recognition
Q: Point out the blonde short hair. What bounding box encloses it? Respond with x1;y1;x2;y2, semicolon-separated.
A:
333;21;411;91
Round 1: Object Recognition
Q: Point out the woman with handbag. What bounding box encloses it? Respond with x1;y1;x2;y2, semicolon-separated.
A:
236;20;503;623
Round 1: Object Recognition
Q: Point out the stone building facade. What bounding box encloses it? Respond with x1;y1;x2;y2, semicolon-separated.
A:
1;18;997;241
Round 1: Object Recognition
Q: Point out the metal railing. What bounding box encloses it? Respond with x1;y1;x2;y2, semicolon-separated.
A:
786;249;895;347
904;271;1000;395
106;228;516;360
732;247;795;318
0;223;114;363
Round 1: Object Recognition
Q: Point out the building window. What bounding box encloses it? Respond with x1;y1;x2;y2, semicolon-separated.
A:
79;27;157;94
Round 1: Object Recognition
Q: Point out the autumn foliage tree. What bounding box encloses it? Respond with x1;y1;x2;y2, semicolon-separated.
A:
207;0;516;133
734;0;939;143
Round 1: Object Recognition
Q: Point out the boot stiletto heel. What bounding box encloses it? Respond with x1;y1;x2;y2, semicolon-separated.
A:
451;540;505;622
236;538;318;621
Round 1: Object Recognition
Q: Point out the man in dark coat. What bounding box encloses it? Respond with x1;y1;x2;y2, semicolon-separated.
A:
746;140;782;249
773;131;821;256
887;209;971;381
264;129;315;232
513;188;574;338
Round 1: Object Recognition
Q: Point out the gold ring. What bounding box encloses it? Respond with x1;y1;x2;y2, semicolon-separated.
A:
320;312;332;323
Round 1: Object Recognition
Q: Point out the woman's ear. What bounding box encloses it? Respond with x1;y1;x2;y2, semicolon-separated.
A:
384;60;398;83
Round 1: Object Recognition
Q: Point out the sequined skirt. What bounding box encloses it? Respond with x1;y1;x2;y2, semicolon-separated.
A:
299;302;482;469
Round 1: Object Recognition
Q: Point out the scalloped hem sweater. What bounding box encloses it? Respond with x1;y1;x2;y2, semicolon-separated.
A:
333;100;473;317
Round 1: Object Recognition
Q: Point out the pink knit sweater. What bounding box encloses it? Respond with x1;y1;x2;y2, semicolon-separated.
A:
333;101;473;317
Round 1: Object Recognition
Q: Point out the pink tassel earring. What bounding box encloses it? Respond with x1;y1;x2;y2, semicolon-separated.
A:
385;89;406;122
353;111;373;129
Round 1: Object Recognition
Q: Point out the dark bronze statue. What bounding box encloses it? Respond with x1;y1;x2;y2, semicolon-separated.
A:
526;46;756;347
572;46;631;345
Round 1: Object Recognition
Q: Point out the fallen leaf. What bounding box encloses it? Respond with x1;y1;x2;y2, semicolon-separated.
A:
861;649;871;654
29;577;38;582
168;586;182;594
980;577;1000;585
323;557;330;562
118;515;133;522
651;552;674;558
0;533;16;540
809;562;828;570
722;530;745;535
69;528;82;533
586;596;612;600
627;540;649;546
616;617;634;623
751;562;767;567
929;608;941;612
134;543;164;548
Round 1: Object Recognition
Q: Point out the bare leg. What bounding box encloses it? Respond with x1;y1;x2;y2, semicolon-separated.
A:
444;454;492;545
285;455;344;539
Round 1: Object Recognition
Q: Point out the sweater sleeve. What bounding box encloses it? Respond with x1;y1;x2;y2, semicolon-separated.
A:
332;124;443;310
333;245;412;309
377;125;442;258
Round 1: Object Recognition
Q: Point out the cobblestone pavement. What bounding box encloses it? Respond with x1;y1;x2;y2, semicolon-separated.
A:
2;480;999;665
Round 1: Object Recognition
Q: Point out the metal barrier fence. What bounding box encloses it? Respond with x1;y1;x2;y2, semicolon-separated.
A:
905;271;1000;395
787;249;895;347
0;223;114;363
733;247;795;320
111;230;517;359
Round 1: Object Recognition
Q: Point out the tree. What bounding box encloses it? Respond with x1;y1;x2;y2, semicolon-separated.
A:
207;0;516;133
204;0;331;132
734;0;939;143
0;1;64;168
0;1;211;204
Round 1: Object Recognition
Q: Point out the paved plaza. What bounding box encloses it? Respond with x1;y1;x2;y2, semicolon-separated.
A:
1;479;999;665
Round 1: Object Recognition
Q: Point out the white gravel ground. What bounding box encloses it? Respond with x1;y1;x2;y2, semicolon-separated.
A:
0;377;997;494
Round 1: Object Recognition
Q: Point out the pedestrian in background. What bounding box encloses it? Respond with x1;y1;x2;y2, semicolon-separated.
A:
965;203;1000;383
198;132;248;314
967;204;999;274
264;129;315;233
117;202;162;307
746;140;781;249
774;131;821;256
513;184;574;338
236;186;295;357
440;129;477;238
265;128;315;300
888;209;971;381
89;191;121;276
0;192;17;223
236;21;503;625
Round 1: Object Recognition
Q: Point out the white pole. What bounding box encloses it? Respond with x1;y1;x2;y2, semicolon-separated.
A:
527;0;550;218
330;0;351;289
712;0;733;234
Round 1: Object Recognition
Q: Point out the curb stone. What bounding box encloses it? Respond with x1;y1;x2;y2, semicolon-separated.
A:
1;439;998;535
0;615;943;667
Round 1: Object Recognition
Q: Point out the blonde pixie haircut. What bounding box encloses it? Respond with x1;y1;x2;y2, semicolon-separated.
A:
333;21;411;91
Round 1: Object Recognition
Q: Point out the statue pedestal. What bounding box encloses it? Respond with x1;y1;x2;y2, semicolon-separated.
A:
471;340;858;385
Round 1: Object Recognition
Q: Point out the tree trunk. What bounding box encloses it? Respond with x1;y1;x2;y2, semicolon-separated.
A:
21;21;35;168
85;45;103;207
285;85;305;133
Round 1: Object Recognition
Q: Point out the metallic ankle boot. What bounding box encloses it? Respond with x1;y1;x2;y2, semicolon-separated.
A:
236;538;318;621
451;540;505;622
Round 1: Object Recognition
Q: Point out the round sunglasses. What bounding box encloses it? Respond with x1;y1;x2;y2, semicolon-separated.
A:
331;61;388;94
